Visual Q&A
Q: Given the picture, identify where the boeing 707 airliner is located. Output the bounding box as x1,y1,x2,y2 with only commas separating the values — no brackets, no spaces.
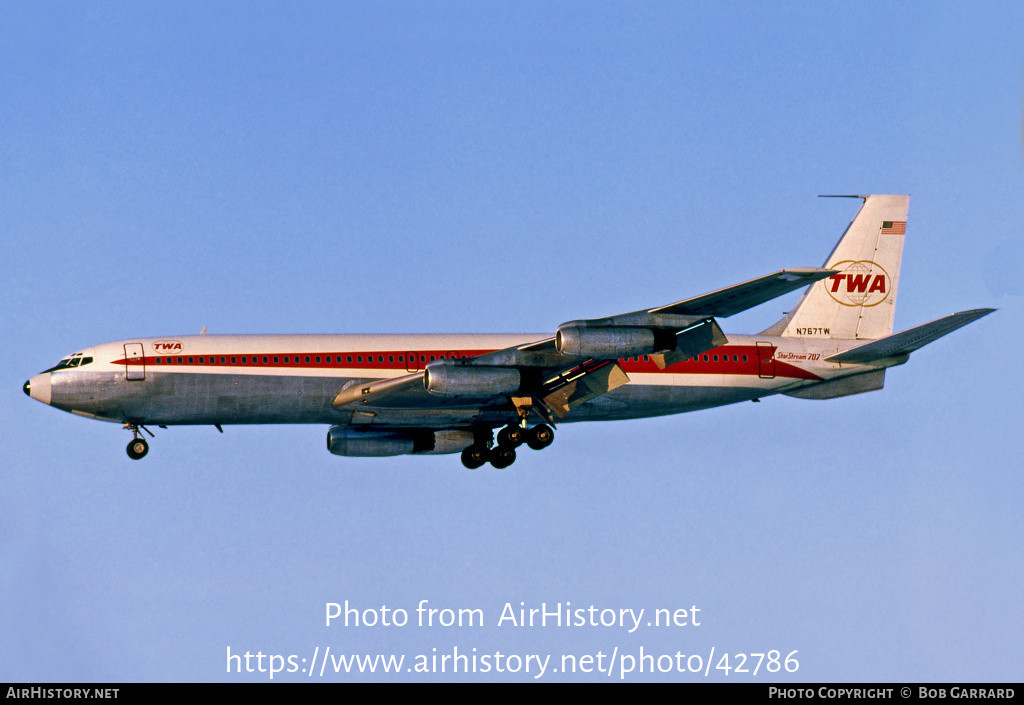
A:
24,195,993,469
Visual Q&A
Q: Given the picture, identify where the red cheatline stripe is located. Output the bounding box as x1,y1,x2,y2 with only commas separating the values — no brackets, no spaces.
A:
111,345,823,381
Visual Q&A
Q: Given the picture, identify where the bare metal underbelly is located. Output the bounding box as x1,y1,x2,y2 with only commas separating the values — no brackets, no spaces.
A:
50,371,772,427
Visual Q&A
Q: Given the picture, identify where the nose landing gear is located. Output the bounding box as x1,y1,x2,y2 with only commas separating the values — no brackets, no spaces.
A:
124,423,154,460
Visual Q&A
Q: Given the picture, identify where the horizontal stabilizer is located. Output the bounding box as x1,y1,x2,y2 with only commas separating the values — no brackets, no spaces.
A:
825,309,995,363
651,268,837,318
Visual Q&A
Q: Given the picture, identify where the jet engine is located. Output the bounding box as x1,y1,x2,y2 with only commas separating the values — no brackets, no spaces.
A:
327,427,414,456
555,326,663,359
423,363,521,398
327,426,474,457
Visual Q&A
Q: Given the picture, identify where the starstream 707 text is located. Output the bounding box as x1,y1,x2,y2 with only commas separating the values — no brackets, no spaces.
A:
226,646,798,680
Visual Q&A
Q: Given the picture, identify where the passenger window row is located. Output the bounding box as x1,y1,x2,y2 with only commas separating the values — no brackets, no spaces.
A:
624,354,750,362
150,352,467,366
147,351,752,366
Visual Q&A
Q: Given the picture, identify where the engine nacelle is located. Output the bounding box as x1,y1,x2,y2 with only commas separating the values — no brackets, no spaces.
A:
555,325,659,359
326,426,475,457
327,427,415,457
423,363,521,398
428,429,476,455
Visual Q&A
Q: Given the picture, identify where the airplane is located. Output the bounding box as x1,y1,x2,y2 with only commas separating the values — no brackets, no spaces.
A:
24,195,993,469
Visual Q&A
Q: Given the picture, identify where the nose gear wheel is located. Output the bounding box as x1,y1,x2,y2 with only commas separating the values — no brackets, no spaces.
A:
123,423,154,460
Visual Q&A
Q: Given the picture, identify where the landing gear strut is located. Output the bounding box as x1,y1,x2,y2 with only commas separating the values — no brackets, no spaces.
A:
124,423,153,460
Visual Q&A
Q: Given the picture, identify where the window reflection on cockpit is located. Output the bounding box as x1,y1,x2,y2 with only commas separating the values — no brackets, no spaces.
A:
46,352,94,372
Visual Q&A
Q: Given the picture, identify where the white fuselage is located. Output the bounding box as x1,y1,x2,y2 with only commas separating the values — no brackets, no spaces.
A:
26,332,870,429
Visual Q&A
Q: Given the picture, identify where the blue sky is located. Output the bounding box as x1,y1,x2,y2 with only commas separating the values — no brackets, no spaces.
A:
2,1,1021,682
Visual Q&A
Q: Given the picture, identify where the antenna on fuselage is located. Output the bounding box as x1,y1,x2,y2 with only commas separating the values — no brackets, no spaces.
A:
200,326,208,335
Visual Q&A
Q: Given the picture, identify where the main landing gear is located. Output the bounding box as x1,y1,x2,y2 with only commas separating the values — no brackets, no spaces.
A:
460,423,554,470
124,423,154,460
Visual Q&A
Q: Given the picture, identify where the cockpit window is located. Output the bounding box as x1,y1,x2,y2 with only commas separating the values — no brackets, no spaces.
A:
45,353,94,372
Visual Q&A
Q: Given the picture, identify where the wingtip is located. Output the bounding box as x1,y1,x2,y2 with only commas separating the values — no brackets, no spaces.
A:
777,267,839,282
953,307,997,317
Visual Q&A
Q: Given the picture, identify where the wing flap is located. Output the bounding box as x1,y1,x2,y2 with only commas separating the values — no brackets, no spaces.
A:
541,361,629,418
651,317,728,370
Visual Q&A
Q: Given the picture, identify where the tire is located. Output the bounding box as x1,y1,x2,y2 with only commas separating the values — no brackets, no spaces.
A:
461,445,488,470
489,446,516,469
497,424,525,448
126,437,149,460
526,424,554,450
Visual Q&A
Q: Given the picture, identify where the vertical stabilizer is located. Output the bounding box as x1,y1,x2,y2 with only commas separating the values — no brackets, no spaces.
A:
763,195,908,340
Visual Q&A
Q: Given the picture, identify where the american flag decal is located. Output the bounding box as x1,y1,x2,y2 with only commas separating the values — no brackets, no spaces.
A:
880,220,906,234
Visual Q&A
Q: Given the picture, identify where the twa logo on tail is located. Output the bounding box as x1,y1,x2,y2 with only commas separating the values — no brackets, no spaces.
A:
823,260,890,307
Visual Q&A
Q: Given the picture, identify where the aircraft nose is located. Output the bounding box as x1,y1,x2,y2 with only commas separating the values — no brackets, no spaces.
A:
25,372,52,405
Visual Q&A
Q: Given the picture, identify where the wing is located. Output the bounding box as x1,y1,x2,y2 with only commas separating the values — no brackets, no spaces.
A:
650,268,839,317
548,267,836,370
331,267,837,425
